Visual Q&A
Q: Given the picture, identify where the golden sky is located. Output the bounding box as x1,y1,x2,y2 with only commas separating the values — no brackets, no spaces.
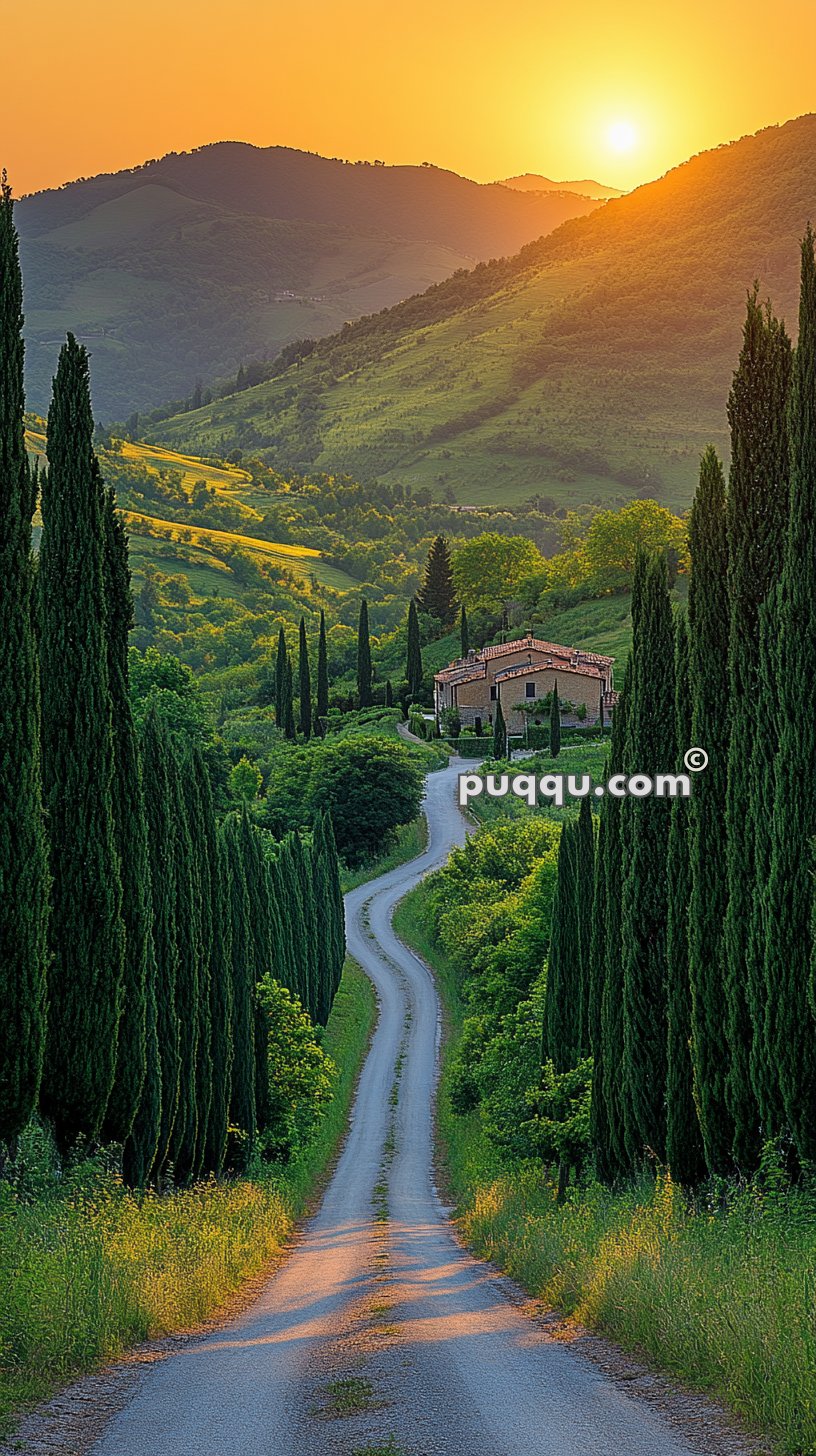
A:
5,0,815,196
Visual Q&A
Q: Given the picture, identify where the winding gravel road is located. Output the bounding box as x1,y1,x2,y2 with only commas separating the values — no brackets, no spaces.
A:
88,757,707,1456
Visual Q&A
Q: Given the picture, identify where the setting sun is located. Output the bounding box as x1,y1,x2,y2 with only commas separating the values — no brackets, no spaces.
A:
606,119,638,154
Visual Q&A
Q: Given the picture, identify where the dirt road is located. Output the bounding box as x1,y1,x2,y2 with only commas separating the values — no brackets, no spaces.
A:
86,758,726,1456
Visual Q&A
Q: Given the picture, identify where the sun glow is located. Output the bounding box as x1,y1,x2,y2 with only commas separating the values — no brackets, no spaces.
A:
606,119,638,154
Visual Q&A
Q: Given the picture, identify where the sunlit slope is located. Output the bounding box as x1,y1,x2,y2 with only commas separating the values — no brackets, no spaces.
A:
152,116,816,510
123,511,357,590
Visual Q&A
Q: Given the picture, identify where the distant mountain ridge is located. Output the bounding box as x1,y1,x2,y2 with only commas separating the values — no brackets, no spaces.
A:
149,116,816,512
501,173,623,200
16,143,601,416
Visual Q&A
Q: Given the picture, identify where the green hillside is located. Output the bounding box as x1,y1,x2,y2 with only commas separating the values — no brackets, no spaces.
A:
151,116,816,511
17,143,600,418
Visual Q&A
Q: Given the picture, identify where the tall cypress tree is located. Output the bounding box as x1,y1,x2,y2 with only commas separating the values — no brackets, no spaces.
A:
460,603,470,658
357,598,373,708
202,828,233,1177
543,822,583,1071
292,831,319,1022
138,711,180,1176
238,812,273,1132
492,698,507,760
274,625,287,728
122,933,161,1188
316,609,329,725
188,749,215,1181
0,177,49,1145
575,794,595,1052
284,657,296,740
687,448,733,1175
549,678,561,758
764,228,816,1164
384,679,393,708
223,814,256,1153
406,599,423,700
168,747,201,1183
39,335,125,1150
588,787,610,1176
100,488,151,1146
621,551,674,1166
298,616,312,740
723,293,791,1169
599,660,630,1180
323,811,346,1002
416,534,456,627
665,613,706,1186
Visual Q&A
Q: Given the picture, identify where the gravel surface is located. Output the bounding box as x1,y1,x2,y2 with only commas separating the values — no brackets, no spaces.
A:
6,757,770,1456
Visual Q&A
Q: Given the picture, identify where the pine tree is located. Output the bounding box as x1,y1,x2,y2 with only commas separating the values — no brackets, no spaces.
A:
275,625,287,728
223,814,256,1153
316,609,329,726
723,293,791,1169
492,698,507,760
357,598,373,708
168,748,201,1183
0,177,49,1145
460,603,469,658
39,335,125,1150
621,551,674,1166
575,794,595,1051
665,613,706,1185
549,679,561,758
543,822,582,1071
599,661,631,1180
202,829,233,1177
764,228,816,1164
416,534,457,627
284,658,296,740
138,711,180,1175
298,616,312,740
687,448,733,1174
100,488,151,1146
406,598,424,701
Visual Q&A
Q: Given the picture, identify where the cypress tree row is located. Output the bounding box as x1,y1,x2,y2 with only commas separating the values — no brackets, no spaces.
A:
202,830,233,1177
598,659,631,1181
687,448,733,1175
39,335,125,1151
275,625,287,728
316,609,329,726
186,751,214,1181
357,598,373,707
416,534,457,627
237,811,274,1132
620,551,674,1166
122,935,161,1188
100,486,151,1145
298,616,312,739
549,679,561,758
222,814,256,1153
764,227,816,1164
722,294,791,1170
665,613,706,1186
168,747,201,1183
139,710,180,1175
0,178,49,1146
406,599,423,700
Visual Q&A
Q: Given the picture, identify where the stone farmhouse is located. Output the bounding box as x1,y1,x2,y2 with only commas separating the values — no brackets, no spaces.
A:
434,633,617,735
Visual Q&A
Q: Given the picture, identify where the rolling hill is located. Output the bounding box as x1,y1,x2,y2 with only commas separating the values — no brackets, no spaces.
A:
501,174,623,200
16,143,601,418
150,115,816,511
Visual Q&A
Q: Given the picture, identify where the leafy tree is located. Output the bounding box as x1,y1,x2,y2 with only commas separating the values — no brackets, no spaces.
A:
230,754,262,804
687,448,733,1175
406,598,423,699
549,677,561,758
536,1057,593,1201
764,228,816,1164
298,616,312,739
39,335,125,1151
0,177,49,1144
582,499,688,591
416,534,457,627
492,698,507,760
621,551,673,1167
357,598,373,707
665,612,706,1185
256,977,335,1161
723,292,791,1170
307,737,423,865
451,532,544,612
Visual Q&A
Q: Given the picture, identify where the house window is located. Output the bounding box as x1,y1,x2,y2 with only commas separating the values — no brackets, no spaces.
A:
525,682,536,699
490,685,497,701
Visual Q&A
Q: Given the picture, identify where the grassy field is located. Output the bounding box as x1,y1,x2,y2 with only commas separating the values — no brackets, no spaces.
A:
394,880,816,1456
123,509,358,590
0,961,376,1436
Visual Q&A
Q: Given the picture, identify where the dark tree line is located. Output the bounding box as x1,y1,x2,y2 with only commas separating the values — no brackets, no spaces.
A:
0,187,346,1182
544,238,816,1185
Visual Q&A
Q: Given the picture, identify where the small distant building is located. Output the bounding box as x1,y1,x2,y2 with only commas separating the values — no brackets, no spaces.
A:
434,633,617,735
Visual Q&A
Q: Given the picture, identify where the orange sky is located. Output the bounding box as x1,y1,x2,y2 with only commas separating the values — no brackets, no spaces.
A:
4,0,815,196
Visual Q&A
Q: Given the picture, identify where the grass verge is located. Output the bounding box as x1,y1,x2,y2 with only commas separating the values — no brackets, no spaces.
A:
340,815,429,893
0,960,376,1437
394,880,816,1456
